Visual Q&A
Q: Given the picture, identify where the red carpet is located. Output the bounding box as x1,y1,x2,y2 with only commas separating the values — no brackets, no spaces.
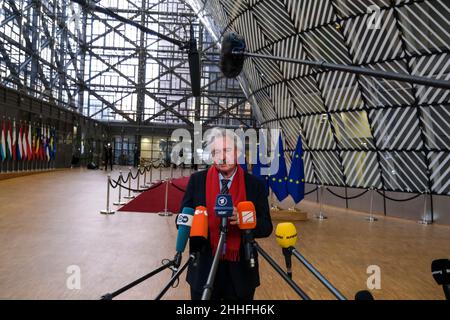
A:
118,177,189,213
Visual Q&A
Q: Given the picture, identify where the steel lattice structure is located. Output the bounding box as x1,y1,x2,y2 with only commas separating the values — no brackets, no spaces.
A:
0,0,253,128
189,0,450,196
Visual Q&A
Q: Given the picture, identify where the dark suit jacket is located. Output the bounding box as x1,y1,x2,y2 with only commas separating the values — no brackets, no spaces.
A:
180,169,273,297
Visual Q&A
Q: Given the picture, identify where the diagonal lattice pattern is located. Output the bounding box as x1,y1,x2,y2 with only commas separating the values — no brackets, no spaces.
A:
192,0,450,195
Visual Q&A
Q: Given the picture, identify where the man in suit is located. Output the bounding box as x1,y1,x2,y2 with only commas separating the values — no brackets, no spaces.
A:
180,128,273,300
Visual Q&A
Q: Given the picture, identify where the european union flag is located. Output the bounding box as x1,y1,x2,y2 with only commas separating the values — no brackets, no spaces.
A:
268,134,289,202
288,135,305,203
251,139,269,196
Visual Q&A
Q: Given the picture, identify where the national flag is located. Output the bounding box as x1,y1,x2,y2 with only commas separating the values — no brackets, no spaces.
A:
287,135,305,204
45,126,50,162
6,120,12,160
12,120,17,161
22,123,28,161
50,127,56,160
268,134,289,202
35,126,40,160
251,135,270,196
18,123,23,161
27,123,32,160
0,120,5,161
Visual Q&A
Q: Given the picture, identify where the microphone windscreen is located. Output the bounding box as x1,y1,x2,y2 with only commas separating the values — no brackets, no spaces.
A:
190,206,208,238
275,222,298,248
237,201,257,230
188,39,201,97
431,259,450,285
220,32,246,78
175,207,194,253
214,194,233,218
354,290,374,300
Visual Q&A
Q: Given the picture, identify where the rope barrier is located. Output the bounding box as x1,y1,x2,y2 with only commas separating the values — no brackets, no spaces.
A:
375,190,422,202
110,179,163,193
325,188,369,200
304,187,318,196
171,182,187,193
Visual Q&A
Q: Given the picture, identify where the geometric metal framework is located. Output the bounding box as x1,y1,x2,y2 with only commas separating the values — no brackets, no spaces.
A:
0,0,254,127
192,0,450,195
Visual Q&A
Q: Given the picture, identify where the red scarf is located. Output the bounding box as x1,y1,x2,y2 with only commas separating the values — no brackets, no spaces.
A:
206,165,247,262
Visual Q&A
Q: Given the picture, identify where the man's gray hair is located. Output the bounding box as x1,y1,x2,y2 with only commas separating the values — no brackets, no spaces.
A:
204,127,244,155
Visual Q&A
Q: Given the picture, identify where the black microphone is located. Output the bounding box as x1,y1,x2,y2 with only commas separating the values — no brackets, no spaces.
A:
219,32,246,78
188,26,201,97
432,259,450,300
354,290,374,300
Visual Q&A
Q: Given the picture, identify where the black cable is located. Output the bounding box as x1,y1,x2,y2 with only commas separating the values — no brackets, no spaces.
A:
110,180,163,193
376,190,422,202
326,188,369,200
304,187,318,196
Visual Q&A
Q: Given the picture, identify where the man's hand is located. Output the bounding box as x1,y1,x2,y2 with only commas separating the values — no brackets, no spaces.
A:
229,206,239,225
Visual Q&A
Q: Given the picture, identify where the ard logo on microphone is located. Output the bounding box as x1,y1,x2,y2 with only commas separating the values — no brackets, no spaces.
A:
218,195,228,206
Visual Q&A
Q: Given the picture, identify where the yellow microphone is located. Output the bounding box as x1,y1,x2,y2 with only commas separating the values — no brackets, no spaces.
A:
275,222,298,248
275,222,297,278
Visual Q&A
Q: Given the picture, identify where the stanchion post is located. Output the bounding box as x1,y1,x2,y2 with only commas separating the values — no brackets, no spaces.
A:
100,174,115,214
135,166,141,193
114,171,126,206
366,187,378,222
124,167,135,200
418,189,432,225
158,176,173,217
315,184,327,220
147,164,153,186
141,166,147,188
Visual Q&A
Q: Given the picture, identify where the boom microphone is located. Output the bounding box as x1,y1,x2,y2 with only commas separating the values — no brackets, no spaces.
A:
275,222,297,278
431,259,450,300
219,32,246,78
237,201,257,268
218,32,450,89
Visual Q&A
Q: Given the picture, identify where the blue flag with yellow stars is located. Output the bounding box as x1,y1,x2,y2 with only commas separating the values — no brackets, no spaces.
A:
288,135,305,203
268,134,289,202
252,140,269,196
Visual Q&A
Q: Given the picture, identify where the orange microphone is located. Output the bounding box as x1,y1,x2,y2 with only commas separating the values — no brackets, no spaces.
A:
189,206,209,260
237,201,257,267
190,206,208,238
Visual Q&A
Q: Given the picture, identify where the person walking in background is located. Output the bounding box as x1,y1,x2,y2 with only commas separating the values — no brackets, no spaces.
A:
104,142,113,171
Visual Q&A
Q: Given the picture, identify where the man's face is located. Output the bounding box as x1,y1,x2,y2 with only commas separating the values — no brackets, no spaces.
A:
210,136,238,175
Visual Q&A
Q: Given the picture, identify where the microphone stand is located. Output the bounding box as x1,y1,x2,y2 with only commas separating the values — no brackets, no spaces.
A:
154,253,197,300
201,218,228,300
100,256,178,300
289,247,347,300
252,241,310,300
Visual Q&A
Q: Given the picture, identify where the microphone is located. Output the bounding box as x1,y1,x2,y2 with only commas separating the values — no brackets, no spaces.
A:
237,201,257,268
275,222,298,278
354,290,374,300
219,32,246,78
189,206,209,259
174,207,195,271
214,194,233,231
431,259,450,300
